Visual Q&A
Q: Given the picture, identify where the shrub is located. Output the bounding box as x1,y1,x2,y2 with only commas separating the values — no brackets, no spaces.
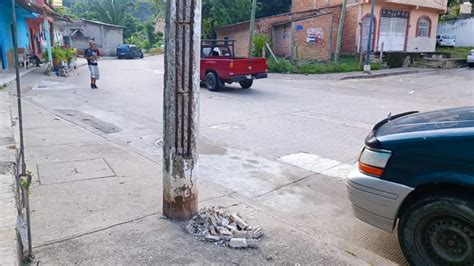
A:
63,48,77,63
253,34,270,58
43,46,66,64
268,58,297,74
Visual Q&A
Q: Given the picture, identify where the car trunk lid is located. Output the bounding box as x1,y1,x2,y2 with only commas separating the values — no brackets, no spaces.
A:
366,107,474,148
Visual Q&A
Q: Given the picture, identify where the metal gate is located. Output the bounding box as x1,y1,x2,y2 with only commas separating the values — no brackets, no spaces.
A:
378,9,409,51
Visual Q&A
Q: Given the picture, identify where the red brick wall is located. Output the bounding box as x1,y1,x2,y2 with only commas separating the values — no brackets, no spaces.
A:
216,23,251,57
216,6,350,60
272,23,292,57
341,5,358,54
293,12,337,60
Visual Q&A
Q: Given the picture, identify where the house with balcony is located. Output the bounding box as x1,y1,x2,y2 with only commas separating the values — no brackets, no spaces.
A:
216,0,448,61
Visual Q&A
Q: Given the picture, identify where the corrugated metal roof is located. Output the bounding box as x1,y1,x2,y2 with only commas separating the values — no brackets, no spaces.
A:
81,19,125,28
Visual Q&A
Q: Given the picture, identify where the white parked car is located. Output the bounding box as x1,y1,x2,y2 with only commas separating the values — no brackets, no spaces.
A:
436,35,456,47
468,49,474,68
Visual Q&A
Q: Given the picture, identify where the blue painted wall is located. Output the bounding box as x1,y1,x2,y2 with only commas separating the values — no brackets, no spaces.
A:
0,1,36,69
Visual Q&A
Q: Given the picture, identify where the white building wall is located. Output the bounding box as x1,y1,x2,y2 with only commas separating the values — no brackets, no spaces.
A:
438,17,474,47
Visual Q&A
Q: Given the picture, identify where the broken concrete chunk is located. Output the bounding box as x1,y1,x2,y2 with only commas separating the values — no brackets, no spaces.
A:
249,227,264,239
187,207,264,249
229,213,249,230
209,225,218,236
246,239,259,248
233,230,250,239
217,226,233,236
204,235,221,242
221,217,230,227
229,238,248,248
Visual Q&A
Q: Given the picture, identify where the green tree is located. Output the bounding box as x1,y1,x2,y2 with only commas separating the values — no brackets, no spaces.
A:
202,0,260,38
68,0,134,25
256,0,291,18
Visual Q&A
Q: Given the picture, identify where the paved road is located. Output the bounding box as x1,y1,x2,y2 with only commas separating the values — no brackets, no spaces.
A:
22,55,474,264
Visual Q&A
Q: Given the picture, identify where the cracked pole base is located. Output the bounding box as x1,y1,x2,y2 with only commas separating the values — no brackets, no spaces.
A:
162,0,201,220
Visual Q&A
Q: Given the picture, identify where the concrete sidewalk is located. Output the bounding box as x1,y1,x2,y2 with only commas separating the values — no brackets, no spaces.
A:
269,67,434,81
0,67,37,87
9,97,395,264
0,88,20,265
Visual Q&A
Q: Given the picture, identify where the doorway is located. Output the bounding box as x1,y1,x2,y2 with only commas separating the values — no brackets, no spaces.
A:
0,33,6,70
378,9,409,51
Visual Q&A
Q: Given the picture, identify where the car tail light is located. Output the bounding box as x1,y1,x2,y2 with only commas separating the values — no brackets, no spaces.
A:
229,62,234,69
358,147,391,177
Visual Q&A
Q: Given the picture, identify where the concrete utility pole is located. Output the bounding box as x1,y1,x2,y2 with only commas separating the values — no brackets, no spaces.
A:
334,0,347,63
162,0,202,220
248,0,257,58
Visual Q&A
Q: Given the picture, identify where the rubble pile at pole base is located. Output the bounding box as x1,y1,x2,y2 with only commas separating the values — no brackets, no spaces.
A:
186,207,264,248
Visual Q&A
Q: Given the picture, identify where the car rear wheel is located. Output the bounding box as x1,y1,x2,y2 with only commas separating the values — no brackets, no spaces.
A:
206,72,220,91
398,195,474,265
239,79,253,89
469,63,474,68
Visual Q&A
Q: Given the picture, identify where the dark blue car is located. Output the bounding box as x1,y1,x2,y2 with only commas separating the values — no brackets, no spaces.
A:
117,44,144,59
347,107,474,265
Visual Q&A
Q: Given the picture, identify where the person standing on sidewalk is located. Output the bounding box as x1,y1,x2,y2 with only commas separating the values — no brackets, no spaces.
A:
85,41,100,89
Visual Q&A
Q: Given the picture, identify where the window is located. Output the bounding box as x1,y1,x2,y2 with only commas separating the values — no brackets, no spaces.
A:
417,17,431,37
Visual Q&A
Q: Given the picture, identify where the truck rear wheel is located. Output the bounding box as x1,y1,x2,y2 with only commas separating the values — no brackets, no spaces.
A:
206,72,220,91
239,79,253,89
398,195,474,265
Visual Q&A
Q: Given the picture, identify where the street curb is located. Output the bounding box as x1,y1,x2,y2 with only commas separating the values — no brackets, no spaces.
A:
0,89,21,265
0,68,37,88
339,70,424,80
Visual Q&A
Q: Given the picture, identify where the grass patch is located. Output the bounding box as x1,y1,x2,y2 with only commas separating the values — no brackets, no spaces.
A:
436,47,474,58
0,83,7,90
269,56,381,75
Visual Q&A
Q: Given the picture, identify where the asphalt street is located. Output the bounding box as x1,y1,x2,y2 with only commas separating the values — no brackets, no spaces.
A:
21,55,474,264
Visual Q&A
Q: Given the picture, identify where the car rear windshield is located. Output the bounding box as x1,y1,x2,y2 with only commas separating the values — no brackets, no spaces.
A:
118,45,129,49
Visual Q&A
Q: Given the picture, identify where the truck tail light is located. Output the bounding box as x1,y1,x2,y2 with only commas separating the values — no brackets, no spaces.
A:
358,147,391,177
229,62,234,69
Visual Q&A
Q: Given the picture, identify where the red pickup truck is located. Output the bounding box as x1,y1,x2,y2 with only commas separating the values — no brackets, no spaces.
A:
200,40,268,91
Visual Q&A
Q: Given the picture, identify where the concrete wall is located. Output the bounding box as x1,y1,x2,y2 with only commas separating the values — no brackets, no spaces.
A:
438,17,474,47
83,22,123,56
